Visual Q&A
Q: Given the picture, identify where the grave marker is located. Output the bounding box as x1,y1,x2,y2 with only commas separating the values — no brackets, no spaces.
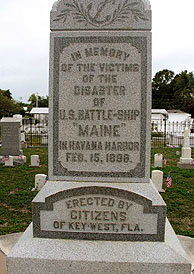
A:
178,129,194,169
30,155,40,167
151,170,165,193
4,156,14,167
34,174,47,191
0,118,26,165
0,118,21,156
154,153,163,168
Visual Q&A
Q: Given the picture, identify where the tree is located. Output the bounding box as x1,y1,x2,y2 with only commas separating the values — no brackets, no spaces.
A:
27,93,48,111
0,89,12,99
152,69,175,109
0,91,23,118
152,69,194,117
173,70,194,99
173,70,194,116
39,96,49,107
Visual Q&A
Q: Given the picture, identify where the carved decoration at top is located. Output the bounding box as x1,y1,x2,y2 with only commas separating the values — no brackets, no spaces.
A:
51,0,151,30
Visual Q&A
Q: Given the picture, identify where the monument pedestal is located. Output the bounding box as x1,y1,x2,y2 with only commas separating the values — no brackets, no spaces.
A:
7,181,192,273
181,147,192,160
177,162,194,169
178,131,194,169
7,220,191,274
31,181,166,242
0,156,26,166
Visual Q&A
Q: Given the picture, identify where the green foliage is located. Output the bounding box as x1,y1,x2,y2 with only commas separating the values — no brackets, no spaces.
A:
151,148,194,238
152,69,175,109
27,93,48,111
152,69,194,117
0,147,48,235
0,89,12,99
0,89,24,118
0,147,193,238
174,70,194,99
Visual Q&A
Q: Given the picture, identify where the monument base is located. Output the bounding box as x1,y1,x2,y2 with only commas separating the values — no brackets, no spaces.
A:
0,156,26,166
179,157,193,165
159,189,165,193
177,162,194,169
7,220,191,274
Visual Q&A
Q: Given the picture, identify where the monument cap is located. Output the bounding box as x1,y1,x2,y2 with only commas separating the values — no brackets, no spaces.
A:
50,0,151,31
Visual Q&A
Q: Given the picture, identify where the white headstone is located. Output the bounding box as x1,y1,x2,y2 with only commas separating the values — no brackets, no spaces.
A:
154,154,163,168
35,174,47,191
4,156,14,167
151,170,164,192
31,155,40,167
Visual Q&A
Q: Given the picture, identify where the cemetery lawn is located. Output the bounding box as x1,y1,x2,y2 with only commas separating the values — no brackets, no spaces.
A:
151,148,194,238
0,147,48,235
0,147,193,238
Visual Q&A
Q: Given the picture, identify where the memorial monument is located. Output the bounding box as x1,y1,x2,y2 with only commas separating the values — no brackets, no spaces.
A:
7,0,191,273
178,129,194,169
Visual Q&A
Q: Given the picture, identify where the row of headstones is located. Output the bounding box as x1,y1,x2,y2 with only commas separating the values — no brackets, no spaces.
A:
0,155,41,167
154,151,194,168
32,171,165,193
155,129,194,168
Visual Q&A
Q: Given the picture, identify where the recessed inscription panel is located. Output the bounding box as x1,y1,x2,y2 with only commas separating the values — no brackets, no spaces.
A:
33,187,166,241
51,35,149,181
41,195,157,234
59,43,141,172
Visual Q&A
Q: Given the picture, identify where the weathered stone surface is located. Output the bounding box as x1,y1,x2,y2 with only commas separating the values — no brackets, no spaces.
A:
30,155,40,167
49,31,151,183
4,156,14,167
183,129,190,148
151,170,164,193
51,0,151,31
7,0,191,272
0,156,26,166
154,153,163,168
177,162,194,170
178,129,193,167
7,221,191,274
33,181,166,242
0,118,21,156
34,174,47,191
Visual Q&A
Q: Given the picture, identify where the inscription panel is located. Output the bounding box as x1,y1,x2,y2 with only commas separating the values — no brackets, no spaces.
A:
33,187,166,241
51,35,150,181
41,195,157,234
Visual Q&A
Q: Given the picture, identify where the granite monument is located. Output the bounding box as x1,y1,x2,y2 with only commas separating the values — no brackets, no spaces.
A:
7,0,191,273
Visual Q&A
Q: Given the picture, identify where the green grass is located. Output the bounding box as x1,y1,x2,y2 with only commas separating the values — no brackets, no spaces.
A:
151,147,194,238
0,147,193,238
0,147,48,235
